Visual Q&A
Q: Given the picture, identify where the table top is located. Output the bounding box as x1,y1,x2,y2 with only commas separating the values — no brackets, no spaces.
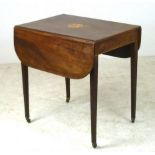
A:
17,14,139,42
14,14,141,79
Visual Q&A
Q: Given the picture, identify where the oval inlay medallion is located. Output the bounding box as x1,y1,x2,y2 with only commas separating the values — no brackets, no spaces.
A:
67,23,84,29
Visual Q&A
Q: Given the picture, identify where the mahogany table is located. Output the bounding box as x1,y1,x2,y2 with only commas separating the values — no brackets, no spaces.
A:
14,14,141,148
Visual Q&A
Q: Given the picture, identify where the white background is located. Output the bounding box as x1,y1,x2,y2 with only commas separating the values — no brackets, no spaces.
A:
0,0,155,63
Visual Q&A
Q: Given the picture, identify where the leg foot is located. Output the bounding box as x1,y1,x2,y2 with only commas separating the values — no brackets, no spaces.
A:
66,97,70,103
26,117,31,123
92,142,97,148
131,117,135,123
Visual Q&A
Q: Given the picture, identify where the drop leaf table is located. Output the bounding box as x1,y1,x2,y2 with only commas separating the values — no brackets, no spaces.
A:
14,14,141,148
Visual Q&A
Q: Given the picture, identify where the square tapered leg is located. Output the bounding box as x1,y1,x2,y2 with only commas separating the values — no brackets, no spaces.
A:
131,44,138,123
65,78,70,103
90,56,98,148
21,64,30,123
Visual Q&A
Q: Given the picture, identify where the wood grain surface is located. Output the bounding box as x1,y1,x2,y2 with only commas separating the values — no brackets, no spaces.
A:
14,27,94,79
14,14,141,79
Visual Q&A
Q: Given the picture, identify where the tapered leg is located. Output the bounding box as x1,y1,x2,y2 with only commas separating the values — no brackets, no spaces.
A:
90,56,98,148
131,44,138,123
65,78,70,103
21,64,31,123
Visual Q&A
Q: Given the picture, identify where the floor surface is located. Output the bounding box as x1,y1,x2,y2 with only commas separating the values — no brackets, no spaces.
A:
0,56,155,154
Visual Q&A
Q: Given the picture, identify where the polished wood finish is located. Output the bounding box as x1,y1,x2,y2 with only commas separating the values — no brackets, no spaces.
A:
14,14,141,79
15,14,139,42
14,27,94,79
21,64,30,123
14,14,142,148
95,27,141,55
90,56,98,148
